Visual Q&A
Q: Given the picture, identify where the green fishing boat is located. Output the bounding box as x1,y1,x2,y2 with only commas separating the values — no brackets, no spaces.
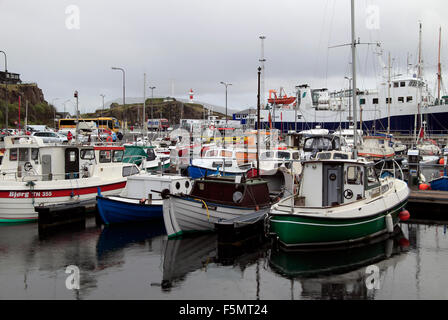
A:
266,151,410,249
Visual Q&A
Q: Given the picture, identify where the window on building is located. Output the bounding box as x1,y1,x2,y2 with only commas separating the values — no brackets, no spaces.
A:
407,96,413,103
398,97,404,103
360,98,366,105
400,82,406,87
393,82,399,88
372,98,379,104
386,98,392,104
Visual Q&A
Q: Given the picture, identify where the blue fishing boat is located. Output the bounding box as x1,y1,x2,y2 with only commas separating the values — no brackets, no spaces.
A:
96,192,163,225
96,173,193,225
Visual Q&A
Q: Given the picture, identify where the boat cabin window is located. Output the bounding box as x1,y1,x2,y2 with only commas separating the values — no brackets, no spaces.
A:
99,150,111,163
206,150,218,157
277,151,290,159
333,153,349,160
68,150,77,162
260,151,274,160
31,148,39,161
347,166,362,185
80,149,95,160
19,148,29,162
398,97,404,103
372,98,379,104
366,166,380,188
360,98,366,105
146,149,156,161
386,98,391,104
393,82,399,88
10,148,17,161
407,96,413,103
112,150,124,162
400,81,406,87
122,165,139,177
317,152,331,160
220,150,233,158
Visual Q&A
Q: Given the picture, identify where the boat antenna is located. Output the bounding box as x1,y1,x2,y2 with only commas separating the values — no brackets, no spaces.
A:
257,66,261,177
350,0,358,159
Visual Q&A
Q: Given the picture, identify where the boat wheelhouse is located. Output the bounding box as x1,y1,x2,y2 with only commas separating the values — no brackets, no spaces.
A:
0,136,139,222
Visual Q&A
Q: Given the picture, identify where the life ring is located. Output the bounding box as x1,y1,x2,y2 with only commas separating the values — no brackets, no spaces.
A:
106,136,113,143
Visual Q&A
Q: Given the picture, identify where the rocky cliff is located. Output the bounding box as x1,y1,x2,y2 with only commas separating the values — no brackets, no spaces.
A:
0,83,55,127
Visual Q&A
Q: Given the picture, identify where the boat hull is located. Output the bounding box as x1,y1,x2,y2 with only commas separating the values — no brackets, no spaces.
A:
268,201,407,248
163,196,266,238
0,180,126,223
96,195,163,225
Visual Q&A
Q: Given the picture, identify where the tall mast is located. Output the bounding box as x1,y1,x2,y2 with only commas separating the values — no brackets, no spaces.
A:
351,0,358,159
418,22,423,79
387,52,391,136
438,27,442,102
259,36,266,110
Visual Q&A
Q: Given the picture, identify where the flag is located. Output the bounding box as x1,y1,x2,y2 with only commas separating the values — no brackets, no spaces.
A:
418,127,424,139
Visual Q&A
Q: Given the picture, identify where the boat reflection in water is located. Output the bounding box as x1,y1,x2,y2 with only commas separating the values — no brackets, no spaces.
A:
160,231,268,291
96,220,166,260
268,226,410,299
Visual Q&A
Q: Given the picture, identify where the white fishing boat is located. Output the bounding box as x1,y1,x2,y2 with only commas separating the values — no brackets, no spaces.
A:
358,136,395,160
187,147,253,179
0,135,139,223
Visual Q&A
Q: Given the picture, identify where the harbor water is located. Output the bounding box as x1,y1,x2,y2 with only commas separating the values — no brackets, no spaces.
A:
1,213,448,300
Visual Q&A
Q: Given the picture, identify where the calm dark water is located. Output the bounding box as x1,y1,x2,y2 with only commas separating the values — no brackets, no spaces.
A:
1,215,448,300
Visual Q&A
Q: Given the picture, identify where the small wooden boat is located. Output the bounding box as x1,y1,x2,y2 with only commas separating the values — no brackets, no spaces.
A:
163,175,279,238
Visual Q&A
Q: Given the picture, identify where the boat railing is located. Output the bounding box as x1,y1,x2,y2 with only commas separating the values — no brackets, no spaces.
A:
0,169,92,182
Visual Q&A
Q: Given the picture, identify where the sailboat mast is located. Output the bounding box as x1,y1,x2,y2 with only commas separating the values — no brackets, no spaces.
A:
387,52,391,136
351,0,358,159
438,27,442,102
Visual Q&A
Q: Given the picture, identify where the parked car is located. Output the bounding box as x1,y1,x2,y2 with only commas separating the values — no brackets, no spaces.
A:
32,131,68,143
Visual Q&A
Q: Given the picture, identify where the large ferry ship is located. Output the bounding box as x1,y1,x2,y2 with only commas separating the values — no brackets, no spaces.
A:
234,76,448,135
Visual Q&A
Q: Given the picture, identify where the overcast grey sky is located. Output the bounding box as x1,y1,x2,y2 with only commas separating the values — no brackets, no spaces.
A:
1,0,447,114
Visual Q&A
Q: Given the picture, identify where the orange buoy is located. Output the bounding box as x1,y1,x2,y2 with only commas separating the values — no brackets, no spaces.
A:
419,183,430,191
439,158,445,165
399,209,410,221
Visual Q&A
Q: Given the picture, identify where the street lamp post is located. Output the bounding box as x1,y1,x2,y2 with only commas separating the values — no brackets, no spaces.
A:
1,50,8,130
220,81,232,148
62,99,70,117
143,74,146,134
100,94,105,117
74,91,79,145
51,98,60,130
149,86,156,126
111,67,126,132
